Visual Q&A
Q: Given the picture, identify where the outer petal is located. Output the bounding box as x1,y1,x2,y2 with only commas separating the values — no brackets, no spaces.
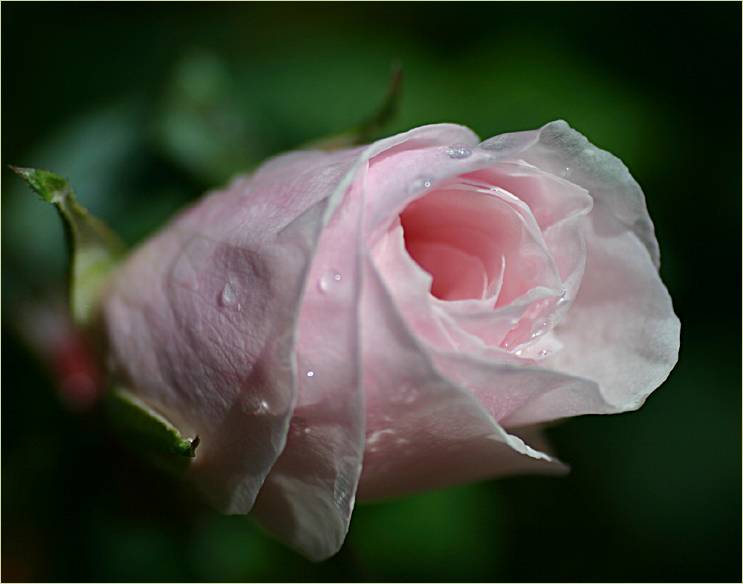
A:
481,119,661,267
103,148,360,514
251,174,367,562
252,124,485,560
484,120,679,419
506,209,680,422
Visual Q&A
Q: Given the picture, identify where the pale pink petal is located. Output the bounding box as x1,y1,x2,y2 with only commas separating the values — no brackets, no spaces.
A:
359,241,562,501
432,350,611,428
367,153,571,359
482,120,661,267
400,182,561,305
103,148,360,514
508,209,680,421
251,124,485,559
481,120,679,420
251,175,367,561
369,218,613,427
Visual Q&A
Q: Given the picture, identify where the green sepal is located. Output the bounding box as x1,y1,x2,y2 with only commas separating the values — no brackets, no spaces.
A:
106,387,199,474
10,166,126,328
306,63,403,151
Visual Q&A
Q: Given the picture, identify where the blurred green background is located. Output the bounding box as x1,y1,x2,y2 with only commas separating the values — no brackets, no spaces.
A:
2,2,741,582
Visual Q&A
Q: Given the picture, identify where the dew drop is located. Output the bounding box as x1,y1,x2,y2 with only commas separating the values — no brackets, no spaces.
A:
408,176,434,193
514,349,524,357
560,166,573,178
538,349,551,358
317,270,343,293
530,320,550,339
219,282,237,307
446,144,473,159
367,428,395,446
252,399,270,415
306,370,315,378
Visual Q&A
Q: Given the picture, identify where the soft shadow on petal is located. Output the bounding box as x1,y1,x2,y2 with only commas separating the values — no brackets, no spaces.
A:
432,351,610,428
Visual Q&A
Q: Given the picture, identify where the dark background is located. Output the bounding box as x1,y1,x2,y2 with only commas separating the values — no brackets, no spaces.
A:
2,2,741,582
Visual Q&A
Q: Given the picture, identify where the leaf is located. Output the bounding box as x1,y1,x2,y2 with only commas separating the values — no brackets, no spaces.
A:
306,62,404,151
10,166,125,328
106,387,199,473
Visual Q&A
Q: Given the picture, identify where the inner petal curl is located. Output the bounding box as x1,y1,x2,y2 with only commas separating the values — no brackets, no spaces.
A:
399,182,558,305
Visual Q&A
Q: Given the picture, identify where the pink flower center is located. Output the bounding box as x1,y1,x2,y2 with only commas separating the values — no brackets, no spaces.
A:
400,181,551,303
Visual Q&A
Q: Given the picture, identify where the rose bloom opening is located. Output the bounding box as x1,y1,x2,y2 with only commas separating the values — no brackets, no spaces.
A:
102,120,680,560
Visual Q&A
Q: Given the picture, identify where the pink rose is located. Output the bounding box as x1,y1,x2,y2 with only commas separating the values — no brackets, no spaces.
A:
102,120,680,560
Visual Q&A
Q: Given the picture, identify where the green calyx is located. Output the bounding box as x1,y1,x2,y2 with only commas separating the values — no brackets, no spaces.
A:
11,165,197,473
106,387,199,473
10,165,125,328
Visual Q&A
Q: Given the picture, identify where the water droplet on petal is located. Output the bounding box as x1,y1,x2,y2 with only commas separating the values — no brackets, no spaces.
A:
538,349,551,358
409,176,434,193
251,399,270,415
531,320,550,339
306,370,315,378
446,144,473,159
317,270,343,293
219,282,237,307
560,166,572,178
367,428,395,447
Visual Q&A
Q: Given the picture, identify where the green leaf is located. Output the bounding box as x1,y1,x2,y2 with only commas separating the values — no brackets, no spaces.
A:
306,62,403,151
10,166,125,327
106,387,199,474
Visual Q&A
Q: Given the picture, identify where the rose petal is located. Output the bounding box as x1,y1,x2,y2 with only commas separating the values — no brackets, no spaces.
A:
482,120,661,267
508,209,680,420
404,239,489,301
400,182,561,304
480,119,679,421
251,176,367,561
251,124,485,559
103,147,360,514
359,243,563,501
